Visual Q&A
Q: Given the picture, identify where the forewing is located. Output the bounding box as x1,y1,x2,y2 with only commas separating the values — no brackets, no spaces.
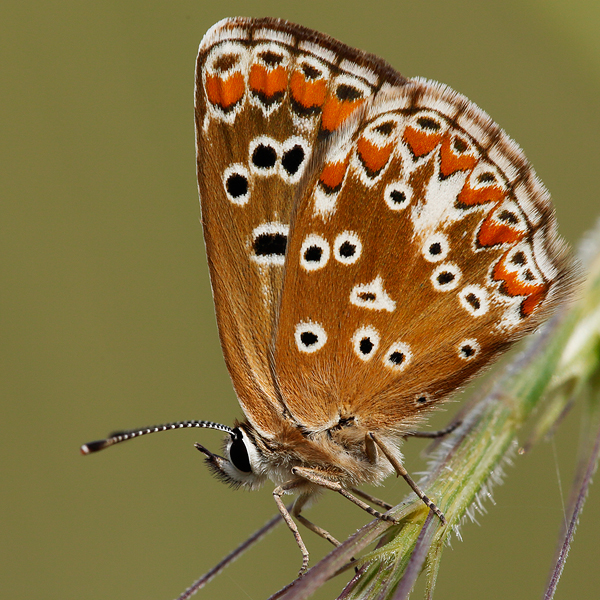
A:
273,79,573,433
195,17,406,435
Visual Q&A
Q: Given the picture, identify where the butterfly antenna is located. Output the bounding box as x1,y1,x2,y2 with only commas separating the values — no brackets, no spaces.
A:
80,420,234,455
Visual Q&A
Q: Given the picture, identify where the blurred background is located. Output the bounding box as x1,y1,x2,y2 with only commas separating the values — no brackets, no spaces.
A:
2,1,599,598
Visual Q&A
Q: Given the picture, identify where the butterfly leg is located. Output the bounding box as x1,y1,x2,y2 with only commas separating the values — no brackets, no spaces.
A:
404,420,462,439
273,479,312,575
292,493,341,547
369,432,447,524
349,487,393,511
291,466,398,523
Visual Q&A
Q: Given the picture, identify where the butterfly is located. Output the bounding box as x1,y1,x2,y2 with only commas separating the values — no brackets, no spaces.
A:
82,16,573,575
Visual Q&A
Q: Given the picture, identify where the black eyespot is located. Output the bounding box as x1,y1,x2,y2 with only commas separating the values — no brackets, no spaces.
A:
282,145,305,175
258,51,283,66
229,428,251,473
416,396,428,404
252,144,277,169
437,271,455,285
390,189,406,205
478,172,496,184
226,173,248,198
359,338,374,355
417,116,441,131
339,241,356,257
336,84,362,101
300,331,318,346
465,293,481,310
304,245,322,262
359,292,376,302
214,54,239,73
460,344,475,358
498,210,519,225
389,351,405,365
253,233,287,257
374,121,395,135
453,137,468,153
302,63,321,79
428,242,442,256
511,251,526,266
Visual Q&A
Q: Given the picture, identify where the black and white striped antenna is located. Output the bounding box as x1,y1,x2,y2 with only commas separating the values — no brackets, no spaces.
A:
80,420,234,455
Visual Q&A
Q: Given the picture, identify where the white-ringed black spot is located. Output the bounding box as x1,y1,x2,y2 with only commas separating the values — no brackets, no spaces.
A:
281,145,305,175
360,338,374,354
437,271,454,285
226,174,247,198
350,276,396,312
258,50,284,66
352,326,380,361
304,245,322,262
466,293,480,310
389,351,404,365
384,181,412,211
334,231,362,265
213,53,240,73
300,234,330,271
422,233,450,263
457,339,480,361
417,116,441,131
301,331,318,346
250,222,289,265
222,164,250,206
302,63,322,79
340,242,354,257
391,190,405,203
383,341,412,371
295,321,327,353
254,233,287,257
478,172,496,184
374,121,395,136
511,251,526,266
336,83,362,101
415,395,430,405
252,144,277,169
497,210,519,225
459,285,489,316
453,137,468,153
431,263,461,291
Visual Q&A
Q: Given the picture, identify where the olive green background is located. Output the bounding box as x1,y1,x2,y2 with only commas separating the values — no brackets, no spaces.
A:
2,1,600,599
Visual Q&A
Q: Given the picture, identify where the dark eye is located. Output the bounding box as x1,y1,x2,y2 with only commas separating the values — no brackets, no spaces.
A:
229,428,251,473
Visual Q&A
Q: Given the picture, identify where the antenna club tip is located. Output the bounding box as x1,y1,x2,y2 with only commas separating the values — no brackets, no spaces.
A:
80,440,109,454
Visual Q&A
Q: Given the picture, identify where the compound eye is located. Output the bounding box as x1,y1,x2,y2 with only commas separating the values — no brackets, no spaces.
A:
229,428,252,473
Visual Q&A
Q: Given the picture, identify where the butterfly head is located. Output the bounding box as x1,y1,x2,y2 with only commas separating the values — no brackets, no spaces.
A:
195,423,268,490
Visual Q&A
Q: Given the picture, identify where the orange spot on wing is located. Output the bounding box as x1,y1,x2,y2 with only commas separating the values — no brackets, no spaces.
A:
521,288,547,316
321,96,364,133
456,182,505,207
477,216,524,247
205,73,245,110
403,126,443,157
290,71,326,110
439,137,478,177
319,156,350,192
248,65,287,99
492,256,548,317
356,137,394,176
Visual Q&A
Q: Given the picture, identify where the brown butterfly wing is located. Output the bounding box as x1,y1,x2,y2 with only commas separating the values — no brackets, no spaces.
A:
273,80,573,433
195,17,406,435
